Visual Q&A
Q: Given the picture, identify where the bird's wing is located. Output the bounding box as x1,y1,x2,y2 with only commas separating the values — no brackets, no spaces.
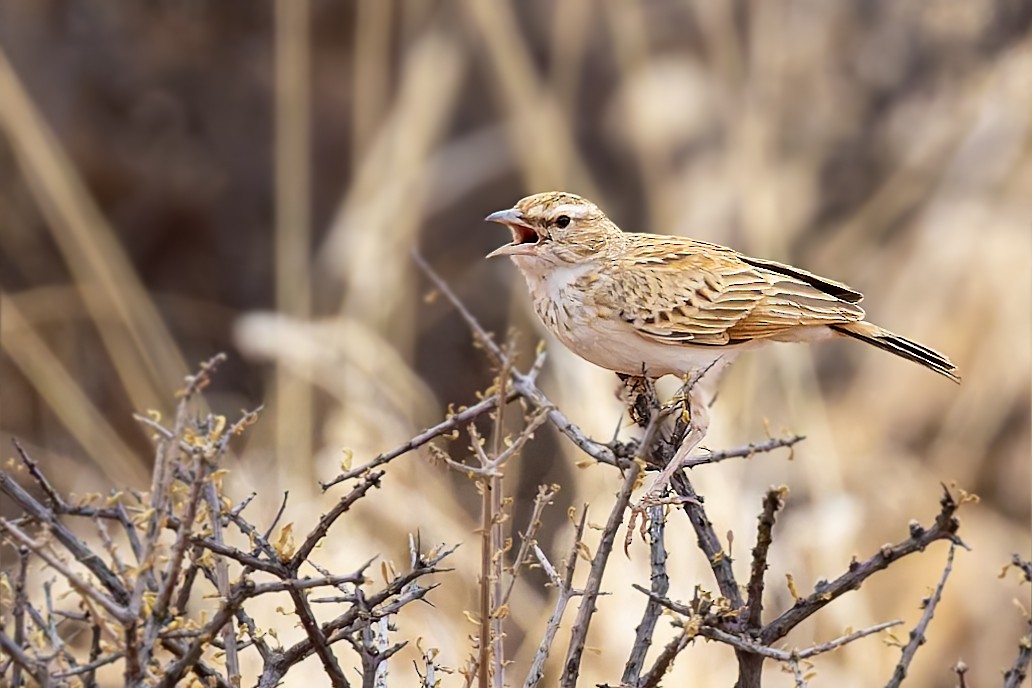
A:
603,236,866,346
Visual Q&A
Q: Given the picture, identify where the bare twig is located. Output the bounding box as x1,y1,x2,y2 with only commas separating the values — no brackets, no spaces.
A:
52,647,124,679
789,657,809,687
203,481,241,684
158,637,232,688
25,593,81,670
621,505,669,685
561,462,642,688
745,487,787,630
490,364,510,688
12,546,30,688
129,361,204,682
0,630,47,686
886,543,956,687
669,471,742,609
91,514,127,584
1011,553,1032,582
1003,620,1032,688
190,534,286,574
682,435,805,469
291,470,384,570
321,391,518,490
260,545,455,686
1003,556,1032,688
287,586,350,688
699,619,903,662
524,508,588,688
261,491,291,554
235,606,274,664
0,518,132,624
0,459,129,603
145,447,208,638
478,469,493,688
953,659,969,688
638,630,692,688
609,433,804,476
12,437,64,507
155,579,255,688
519,380,624,467
760,487,963,646
501,484,560,610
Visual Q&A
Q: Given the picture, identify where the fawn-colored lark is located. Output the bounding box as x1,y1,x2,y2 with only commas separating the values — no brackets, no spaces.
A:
486,191,959,485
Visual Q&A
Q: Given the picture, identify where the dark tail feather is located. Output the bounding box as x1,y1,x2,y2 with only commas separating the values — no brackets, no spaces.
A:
832,321,961,383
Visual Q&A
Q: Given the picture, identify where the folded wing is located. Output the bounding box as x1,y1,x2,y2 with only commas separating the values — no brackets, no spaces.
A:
607,236,866,346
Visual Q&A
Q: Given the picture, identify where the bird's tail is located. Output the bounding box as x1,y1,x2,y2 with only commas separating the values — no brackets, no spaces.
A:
832,321,960,383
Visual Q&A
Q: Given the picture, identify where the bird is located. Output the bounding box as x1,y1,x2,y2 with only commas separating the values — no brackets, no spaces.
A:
484,191,959,486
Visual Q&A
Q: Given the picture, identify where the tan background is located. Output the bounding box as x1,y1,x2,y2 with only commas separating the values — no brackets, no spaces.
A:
1,1,1029,685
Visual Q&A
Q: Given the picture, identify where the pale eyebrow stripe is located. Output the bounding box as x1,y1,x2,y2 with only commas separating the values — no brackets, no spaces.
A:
551,203,592,219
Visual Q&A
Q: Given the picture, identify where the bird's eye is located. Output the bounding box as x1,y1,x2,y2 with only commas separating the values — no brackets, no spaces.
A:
555,215,571,228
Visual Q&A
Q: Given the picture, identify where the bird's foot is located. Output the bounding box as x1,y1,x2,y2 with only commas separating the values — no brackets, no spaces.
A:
615,374,658,429
625,490,703,554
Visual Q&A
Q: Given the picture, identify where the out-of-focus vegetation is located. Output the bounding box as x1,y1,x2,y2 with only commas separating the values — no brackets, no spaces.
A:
1,1,1029,685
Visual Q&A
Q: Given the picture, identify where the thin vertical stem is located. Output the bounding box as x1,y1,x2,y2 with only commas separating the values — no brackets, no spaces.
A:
274,0,313,482
351,0,393,162
478,471,492,688
490,370,507,687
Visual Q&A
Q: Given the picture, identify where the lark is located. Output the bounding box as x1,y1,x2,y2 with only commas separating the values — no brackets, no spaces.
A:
486,191,959,489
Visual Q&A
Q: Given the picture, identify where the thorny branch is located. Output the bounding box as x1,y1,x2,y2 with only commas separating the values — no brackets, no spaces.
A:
560,462,642,688
0,356,456,687
1003,555,1032,688
629,488,965,687
886,544,957,688
523,508,588,688
415,253,983,687
2,260,1001,687
759,487,964,646
621,505,669,685
746,487,786,630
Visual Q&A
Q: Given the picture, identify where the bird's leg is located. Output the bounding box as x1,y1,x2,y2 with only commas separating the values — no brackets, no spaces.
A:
635,359,721,508
683,386,710,457
640,386,709,502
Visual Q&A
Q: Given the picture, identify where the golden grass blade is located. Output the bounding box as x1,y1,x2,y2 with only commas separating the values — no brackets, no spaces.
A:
274,0,314,482
548,0,593,117
235,314,438,425
599,0,663,214
351,0,393,162
0,47,186,414
0,292,147,485
323,31,464,342
459,0,599,195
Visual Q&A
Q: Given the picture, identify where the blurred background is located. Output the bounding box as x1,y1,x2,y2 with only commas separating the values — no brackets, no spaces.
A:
1,1,1029,685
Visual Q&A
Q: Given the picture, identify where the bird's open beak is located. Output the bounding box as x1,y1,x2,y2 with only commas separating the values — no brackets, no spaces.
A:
485,208,540,258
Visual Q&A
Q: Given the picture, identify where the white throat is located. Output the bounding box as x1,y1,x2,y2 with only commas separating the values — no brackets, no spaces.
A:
510,255,595,302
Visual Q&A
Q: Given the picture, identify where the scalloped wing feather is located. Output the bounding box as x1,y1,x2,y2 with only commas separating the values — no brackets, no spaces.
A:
606,236,866,346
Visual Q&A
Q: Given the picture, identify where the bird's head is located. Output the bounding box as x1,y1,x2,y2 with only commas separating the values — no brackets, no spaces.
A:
485,192,619,266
